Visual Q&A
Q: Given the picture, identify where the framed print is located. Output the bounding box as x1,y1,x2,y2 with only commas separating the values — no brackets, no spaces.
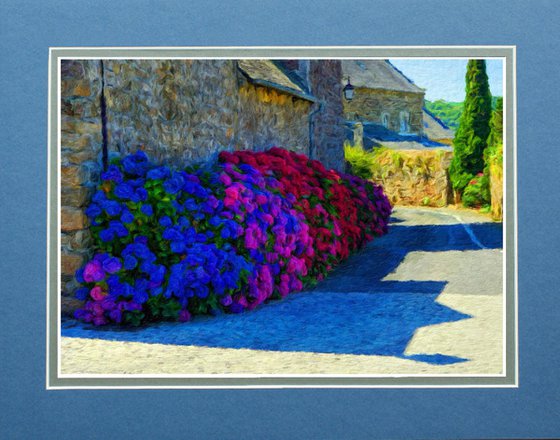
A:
47,46,517,389
5,1,560,438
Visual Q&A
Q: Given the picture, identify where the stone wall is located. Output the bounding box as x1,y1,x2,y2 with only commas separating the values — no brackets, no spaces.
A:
309,60,346,171
343,88,424,135
370,149,453,207
237,83,311,154
489,146,503,222
103,60,239,165
60,60,104,312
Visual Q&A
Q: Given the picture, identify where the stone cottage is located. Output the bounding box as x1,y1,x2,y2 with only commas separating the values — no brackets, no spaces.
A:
341,60,425,135
422,109,455,145
60,58,345,308
341,60,454,149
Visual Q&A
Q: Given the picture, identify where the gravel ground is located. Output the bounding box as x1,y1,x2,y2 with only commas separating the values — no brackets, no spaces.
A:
60,207,504,376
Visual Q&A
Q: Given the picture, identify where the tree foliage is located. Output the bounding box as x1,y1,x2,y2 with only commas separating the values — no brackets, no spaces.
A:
486,96,503,152
425,97,501,132
449,60,493,194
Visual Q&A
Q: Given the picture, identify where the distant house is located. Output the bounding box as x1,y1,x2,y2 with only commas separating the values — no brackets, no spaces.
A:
422,108,455,145
342,60,425,135
341,60,453,149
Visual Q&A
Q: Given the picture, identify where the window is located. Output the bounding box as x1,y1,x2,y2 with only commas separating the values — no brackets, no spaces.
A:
399,111,410,133
381,112,390,128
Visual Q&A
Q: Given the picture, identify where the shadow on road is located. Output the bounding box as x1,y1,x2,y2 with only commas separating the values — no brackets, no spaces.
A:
314,220,503,293
62,219,503,366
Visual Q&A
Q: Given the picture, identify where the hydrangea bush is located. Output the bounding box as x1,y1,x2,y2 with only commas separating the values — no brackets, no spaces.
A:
74,148,391,326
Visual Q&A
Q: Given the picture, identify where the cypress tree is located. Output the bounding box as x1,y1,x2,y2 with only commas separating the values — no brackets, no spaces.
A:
449,60,492,199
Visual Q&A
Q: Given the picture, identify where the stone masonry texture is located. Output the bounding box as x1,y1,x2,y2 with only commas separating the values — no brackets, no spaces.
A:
60,60,103,311
370,149,453,207
309,60,346,172
103,60,239,165
237,82,311,154
343,88,425,135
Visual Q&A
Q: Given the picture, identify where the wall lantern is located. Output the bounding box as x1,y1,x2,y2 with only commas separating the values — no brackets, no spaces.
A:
343,77,355,101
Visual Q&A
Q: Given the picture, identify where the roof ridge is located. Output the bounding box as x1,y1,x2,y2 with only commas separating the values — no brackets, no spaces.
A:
385,60,419,88
422,106,451,130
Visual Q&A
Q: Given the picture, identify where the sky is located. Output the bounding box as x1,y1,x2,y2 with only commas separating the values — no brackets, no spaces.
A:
388,59,504,102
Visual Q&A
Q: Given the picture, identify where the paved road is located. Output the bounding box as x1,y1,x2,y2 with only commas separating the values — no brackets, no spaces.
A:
61,206,504,375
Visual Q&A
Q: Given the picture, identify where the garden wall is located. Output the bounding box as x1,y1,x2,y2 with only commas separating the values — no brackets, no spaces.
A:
489,148,503,221
59,59,345,308
369,148,453,207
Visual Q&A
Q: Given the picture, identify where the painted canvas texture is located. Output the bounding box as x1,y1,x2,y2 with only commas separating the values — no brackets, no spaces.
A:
51,50,511,385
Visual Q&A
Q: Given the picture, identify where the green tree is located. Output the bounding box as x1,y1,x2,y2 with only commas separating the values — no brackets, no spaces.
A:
485,97,504,219
449,60,492,200
486,96,503,152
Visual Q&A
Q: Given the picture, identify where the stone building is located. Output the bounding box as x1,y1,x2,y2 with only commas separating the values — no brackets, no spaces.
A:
342,60,454,149
342,60,425,135
422,108,455,145
59,58,345,306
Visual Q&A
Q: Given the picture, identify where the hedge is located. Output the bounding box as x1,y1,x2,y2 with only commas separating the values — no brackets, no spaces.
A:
74,147,392,326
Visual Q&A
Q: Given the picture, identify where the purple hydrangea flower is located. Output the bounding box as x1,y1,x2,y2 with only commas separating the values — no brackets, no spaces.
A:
102,256,122,274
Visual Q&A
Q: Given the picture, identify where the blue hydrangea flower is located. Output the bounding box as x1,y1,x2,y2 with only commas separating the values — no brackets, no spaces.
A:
99,228,115,242
123,255,138,270
114,182,134,200
109,221,128,238
159,216,172,227
75,287,89,300
163,172,185,195
103,200,122,216
141,204,154,216
147,166,171,180
122,151,149,177
134,187,148,202
85,204,102,219
101,165,123,183
120,209,134,224
162,227,183,242
92,190,107,204
102,256,122,274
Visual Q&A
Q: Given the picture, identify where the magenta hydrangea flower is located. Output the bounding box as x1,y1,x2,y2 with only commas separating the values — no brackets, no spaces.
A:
83,260,105,283
90,286,105,301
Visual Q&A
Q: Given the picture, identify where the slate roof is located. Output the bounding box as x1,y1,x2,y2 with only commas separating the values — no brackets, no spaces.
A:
237,60,316,102
345,121,451,151
422,108,455,141
341,60,424,94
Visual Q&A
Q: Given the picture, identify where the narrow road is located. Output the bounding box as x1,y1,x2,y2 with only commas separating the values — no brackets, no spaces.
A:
61,207,504,375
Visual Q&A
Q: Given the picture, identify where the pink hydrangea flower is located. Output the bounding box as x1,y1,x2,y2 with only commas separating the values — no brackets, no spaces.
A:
90,286,106,301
